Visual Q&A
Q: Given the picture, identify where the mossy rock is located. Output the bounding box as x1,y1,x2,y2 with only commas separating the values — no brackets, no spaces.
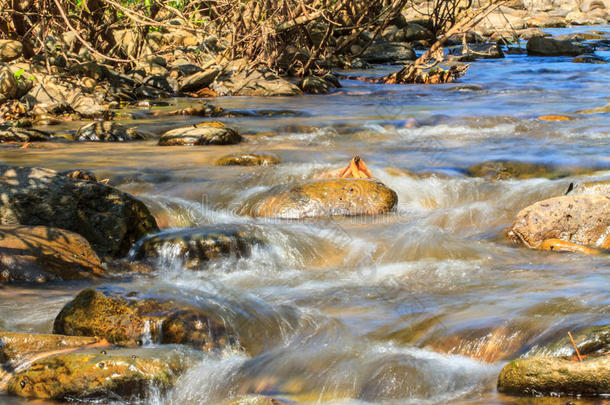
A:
159,126,241,146
133,226,260,269
7,347,196,400
467,160,575,180
238,179,398,219
0,225,106,283
507,195,610,252
216,152,281,167
498,356,610,397
0,332,101,367
53,287,235,351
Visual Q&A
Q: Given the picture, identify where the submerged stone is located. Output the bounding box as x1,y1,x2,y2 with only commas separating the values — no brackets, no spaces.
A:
159,126,241,146
0,225,106,283
238,179,397,219
53,287,235,351
74,121,146,142
497,356,609,397
133,226,260,269
216,152,281,166
7,347,196,400
507,195,610,253
467,160,582,180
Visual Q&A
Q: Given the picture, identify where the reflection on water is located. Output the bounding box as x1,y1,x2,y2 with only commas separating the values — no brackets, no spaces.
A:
0,26,609,405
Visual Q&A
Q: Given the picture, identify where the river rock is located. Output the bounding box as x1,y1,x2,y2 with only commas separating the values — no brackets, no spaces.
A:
59,169,98,181
0,165,158,258
7,347,195,400
211,66,302,97
216,152,281,166
361,42,416,64
497,356,610,396
467,160,570,180
132,226,259,269
0,332,101,367
0,127,49,142
0,225,106,283
179,68,220,92
53,287,235,350
568,179,610,195
0,66,18,102
527,36,593,56
299,76,331,94
450,43,504,61
159,126,241,146
74,121,146,142
238,179,398,219
507,195,610,252
403,23,434,41
0,40,22,63
573,54,607,63
530,325,610,357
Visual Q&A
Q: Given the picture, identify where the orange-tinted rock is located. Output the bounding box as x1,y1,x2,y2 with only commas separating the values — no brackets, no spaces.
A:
507,195,610,253
238,179,397,219
0,225,106,283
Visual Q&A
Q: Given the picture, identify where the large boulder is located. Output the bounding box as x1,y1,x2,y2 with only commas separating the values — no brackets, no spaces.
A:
0,225,106,283
211,66,302,97
132,226,260,269
0,332,101,368
360,42,416,64
0,165,158,258
159,126,241,146
0,66,18,102
216,152,281,166
74,121,146,142
507,195,610,253
498,356,609,396
7,347,195,400
527,36,593,56
238,179,398,219
53,287,235,350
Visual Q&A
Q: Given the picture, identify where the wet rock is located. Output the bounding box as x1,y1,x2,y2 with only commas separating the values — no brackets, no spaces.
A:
24,81,109,118
0,332,101,367
0,40,22,63
216,152,281,166
53,287,234,350
225,396,290,405
133,226,259,269
179,68,220,93
507,195,610,253
211,66,301,97
74,121,146,142
361,42,416,64
0,127,49,142
7,347,195,400
0,225,106,283
467,160,571,180
538,114,573,121
298,76,330,94
238,179,398,219
572,54,607,64
527,36,592,56
159,126,241,146
518,28,551,41
497,356,609,397
568,179,610,196
449,43,504,61
59,169,97,181
0,66,18,102
526,13,567,28
533,325,610,357
0,165,158,258
566,11,607,25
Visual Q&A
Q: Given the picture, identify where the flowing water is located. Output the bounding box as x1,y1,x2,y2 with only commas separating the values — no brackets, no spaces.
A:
1,26,609,405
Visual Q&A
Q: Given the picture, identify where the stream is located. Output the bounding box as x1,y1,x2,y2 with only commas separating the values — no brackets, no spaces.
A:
0,26,609,405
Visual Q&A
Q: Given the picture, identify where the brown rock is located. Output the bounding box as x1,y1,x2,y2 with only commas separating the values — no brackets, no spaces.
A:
498,356,610,397
0,40,22,63
0,225,106,283
159,126,241,146
507,195,610,252
238,179,398,219
53,287,235,351
216,152,281,166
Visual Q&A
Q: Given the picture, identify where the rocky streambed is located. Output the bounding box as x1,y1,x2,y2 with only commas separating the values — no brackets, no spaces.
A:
0,22,610,405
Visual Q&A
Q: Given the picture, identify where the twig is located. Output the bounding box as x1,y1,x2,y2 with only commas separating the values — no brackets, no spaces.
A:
568,331,583,362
